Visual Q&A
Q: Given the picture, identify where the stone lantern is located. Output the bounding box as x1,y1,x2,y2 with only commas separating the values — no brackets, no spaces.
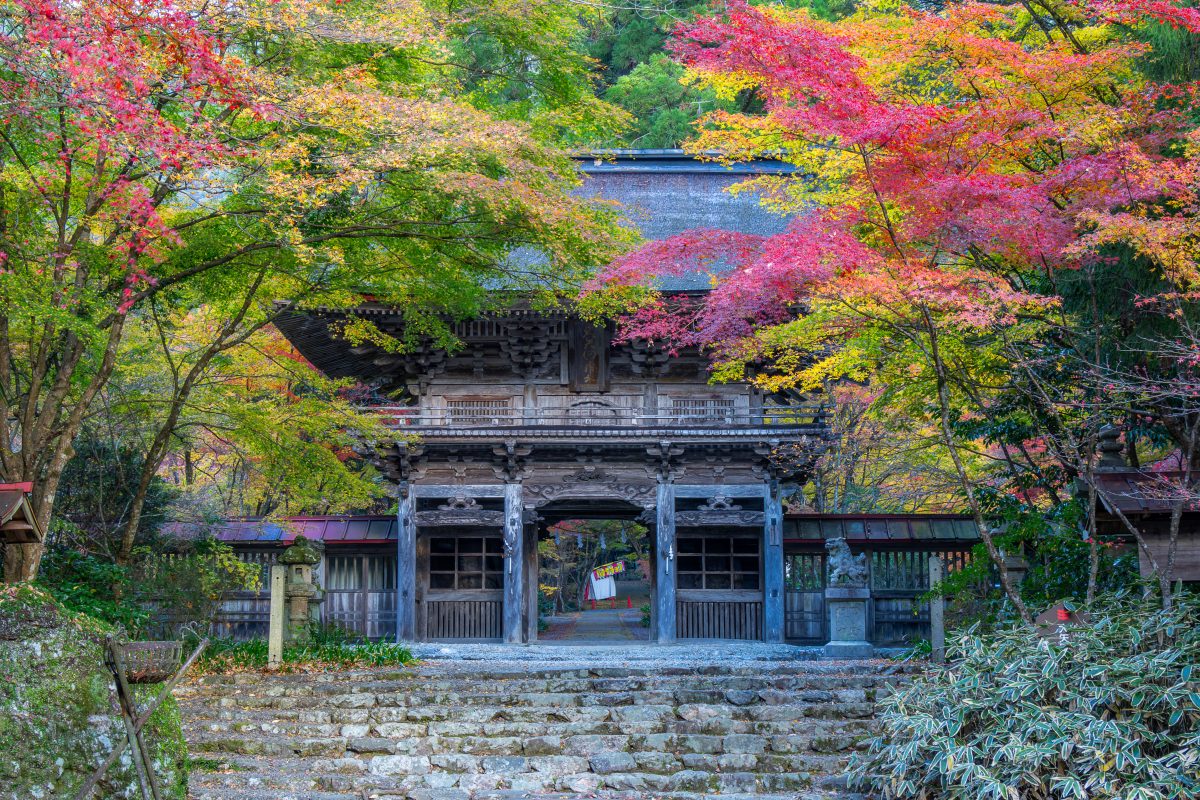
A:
279,535,324,644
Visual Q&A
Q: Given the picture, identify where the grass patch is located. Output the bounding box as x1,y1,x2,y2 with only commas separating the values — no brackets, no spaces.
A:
192,625,414,673
187,756,249,773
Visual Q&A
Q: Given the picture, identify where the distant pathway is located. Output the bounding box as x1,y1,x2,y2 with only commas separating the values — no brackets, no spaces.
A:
539,607,649,642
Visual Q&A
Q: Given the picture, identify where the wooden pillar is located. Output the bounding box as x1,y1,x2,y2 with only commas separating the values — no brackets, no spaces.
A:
397,484,417,642
524,518,539,643
655,479,676,644
503,482,525,644
763,480,785,642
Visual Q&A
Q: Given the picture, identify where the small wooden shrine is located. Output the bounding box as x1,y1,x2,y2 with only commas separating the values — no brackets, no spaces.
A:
0,482,42,545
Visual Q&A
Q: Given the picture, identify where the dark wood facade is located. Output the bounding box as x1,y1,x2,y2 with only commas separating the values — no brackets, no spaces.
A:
199,511,979,647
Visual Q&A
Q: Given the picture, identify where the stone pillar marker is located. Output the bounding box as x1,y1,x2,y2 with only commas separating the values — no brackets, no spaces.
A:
655,478,676,644
502,481,525,644
268,565,286,669
762,480,785,643
397,484,417,642
929,555,945,663
280,535,324,645
823,537,872,659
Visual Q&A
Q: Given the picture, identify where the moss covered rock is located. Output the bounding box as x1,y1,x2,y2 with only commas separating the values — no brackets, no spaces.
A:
0,585,187,800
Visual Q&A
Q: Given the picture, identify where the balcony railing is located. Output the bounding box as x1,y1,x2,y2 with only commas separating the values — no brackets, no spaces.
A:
370,405,826,430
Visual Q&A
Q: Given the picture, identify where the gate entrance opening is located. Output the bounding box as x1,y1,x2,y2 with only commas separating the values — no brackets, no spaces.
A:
537,519,650,643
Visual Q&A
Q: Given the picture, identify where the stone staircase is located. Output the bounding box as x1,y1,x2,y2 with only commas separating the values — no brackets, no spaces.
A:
179,656,909,800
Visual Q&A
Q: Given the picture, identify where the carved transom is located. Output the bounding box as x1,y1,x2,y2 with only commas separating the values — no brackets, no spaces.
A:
698,494,742,512
437,494,480,512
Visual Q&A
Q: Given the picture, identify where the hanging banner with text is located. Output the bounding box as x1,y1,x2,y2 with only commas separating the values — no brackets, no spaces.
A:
591,561,626,581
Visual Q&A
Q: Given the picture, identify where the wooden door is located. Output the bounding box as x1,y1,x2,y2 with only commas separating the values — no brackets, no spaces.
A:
784,552,826,642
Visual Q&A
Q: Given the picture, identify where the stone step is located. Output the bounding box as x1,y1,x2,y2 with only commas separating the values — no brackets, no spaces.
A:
183,713,875,745
180,658,905,799
189,754,841,793
188,661,905,685
183,673,896,696
178,691,881,716
186,725,869,759
188,782,850,800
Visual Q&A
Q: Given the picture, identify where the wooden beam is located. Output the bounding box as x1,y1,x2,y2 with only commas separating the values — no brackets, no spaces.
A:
672,484,764,499
502,482,525,644
413,484,506,499
655,480,676,644
397,487,417,642
762,481,785,643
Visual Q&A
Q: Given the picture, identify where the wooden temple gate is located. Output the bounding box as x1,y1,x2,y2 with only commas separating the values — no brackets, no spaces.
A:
198,510,979,645
390,480,791,644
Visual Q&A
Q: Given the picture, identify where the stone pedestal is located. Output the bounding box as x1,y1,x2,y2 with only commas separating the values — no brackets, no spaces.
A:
280,535,324,644
824,586,873,659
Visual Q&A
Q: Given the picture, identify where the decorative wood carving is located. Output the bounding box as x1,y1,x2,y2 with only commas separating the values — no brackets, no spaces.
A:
500,319,559,379
490,439,532,482
627,338,671,378
526,467,655,506
416,508,505,527
676,510,765,526
645,440,686,482
379,442,427,483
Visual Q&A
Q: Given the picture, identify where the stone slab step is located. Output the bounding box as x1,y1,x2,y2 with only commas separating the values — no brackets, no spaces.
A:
189,760,834,794
182,674,895,697
181,659,907,800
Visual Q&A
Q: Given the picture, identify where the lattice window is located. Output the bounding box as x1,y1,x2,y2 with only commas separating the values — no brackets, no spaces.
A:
445,398,511,425
669,397,735,423
429,536,504,590
677,536,760,590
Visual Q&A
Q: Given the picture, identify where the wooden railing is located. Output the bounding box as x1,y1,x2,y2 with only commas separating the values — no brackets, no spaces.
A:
425,595,503,640
370,404,826,430
676,595,764,640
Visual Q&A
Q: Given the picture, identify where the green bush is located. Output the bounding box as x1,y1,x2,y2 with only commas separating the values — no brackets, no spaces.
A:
849,591,1200,800
193,628,414,673
36,547,149,631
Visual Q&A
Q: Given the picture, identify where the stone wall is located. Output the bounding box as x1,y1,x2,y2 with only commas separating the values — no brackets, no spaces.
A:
0,586,187,800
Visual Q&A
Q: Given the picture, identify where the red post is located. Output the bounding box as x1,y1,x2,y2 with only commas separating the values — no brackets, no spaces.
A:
590,599,596,610
627,596,632,609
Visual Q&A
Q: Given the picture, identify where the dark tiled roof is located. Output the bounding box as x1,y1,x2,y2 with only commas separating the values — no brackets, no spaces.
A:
1093,470,1199,515
165,516,398,545
576,152,796,291
784,514,978,542
176,512,975,545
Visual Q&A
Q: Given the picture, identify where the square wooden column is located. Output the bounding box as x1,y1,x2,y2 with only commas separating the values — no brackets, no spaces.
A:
503,481,525,644
763,480,785,642
397,484,417,642
524,517,539,643
655,479,676,644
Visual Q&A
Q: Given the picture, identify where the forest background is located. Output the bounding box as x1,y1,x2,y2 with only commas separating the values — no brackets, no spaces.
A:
1,0,1197,630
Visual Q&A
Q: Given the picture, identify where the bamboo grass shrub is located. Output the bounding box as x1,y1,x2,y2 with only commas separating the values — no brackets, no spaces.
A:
849,591,1200,800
